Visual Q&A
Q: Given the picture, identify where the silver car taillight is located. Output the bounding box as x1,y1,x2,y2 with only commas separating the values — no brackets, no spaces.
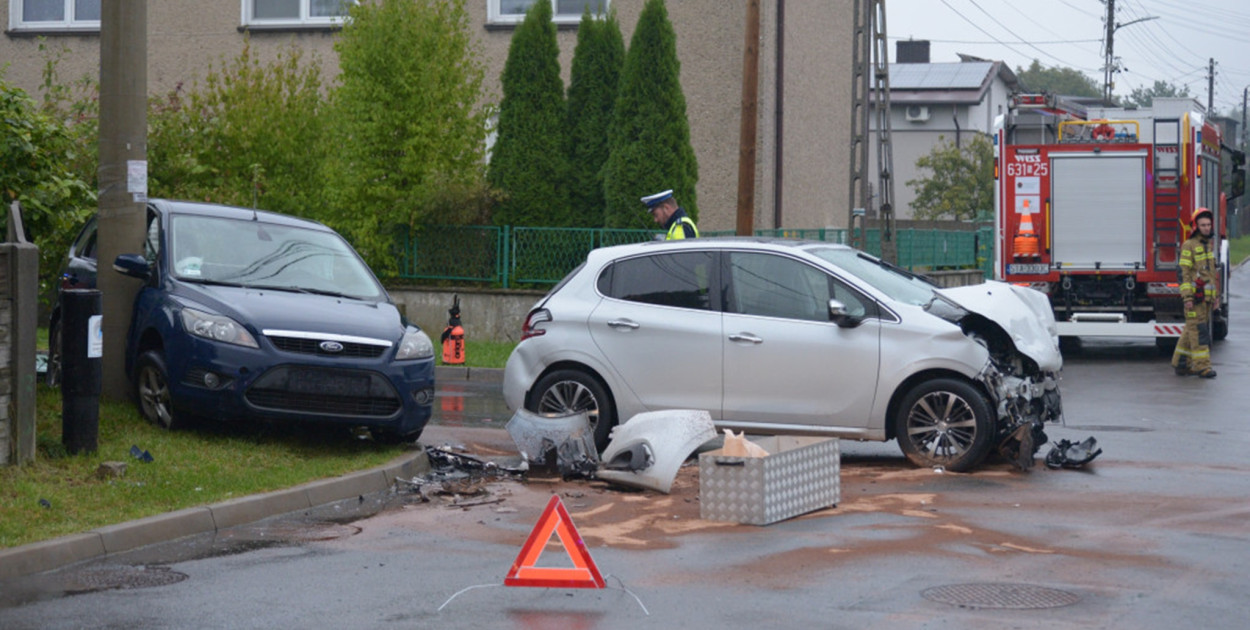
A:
521,308,552,341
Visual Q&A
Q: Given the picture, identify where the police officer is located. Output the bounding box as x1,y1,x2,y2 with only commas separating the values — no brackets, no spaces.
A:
1172,206,1218,378
641,189,698,240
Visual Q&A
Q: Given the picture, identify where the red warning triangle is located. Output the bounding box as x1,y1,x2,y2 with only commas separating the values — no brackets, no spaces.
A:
505,494,605,589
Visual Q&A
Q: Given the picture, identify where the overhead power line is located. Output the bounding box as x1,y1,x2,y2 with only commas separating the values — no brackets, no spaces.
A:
935,0,1099,72
886,36,1101,45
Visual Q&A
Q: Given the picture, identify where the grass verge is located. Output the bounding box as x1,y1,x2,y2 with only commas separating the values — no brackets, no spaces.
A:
1229,235,1250,268
0,386,408,549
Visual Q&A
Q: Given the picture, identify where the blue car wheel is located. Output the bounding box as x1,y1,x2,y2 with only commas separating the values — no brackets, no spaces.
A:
135,350,184,430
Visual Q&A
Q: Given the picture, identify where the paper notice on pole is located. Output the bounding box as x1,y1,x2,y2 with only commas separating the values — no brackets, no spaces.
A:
127,160,148,202
88,315,103,358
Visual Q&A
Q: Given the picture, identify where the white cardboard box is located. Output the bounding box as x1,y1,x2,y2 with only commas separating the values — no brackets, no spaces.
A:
699,436,840,525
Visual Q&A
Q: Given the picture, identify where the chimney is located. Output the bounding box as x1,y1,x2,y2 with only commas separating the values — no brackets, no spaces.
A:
896,40,930,64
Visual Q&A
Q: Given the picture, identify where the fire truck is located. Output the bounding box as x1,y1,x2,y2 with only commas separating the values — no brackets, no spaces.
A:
993,94,1232,349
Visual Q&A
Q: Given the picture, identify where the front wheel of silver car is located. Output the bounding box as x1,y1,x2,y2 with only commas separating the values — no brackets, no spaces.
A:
527,369,616,451
135,350,183,430
893,378,993,472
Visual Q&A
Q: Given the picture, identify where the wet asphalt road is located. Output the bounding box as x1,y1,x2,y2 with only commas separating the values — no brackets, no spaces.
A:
2,272,1248,629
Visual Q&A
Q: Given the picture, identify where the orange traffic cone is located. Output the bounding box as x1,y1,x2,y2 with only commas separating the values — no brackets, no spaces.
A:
1014,212,1040,259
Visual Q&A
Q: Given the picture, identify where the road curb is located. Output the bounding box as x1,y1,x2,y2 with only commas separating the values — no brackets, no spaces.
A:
1,367,491,582
0,450,431,582
435,365,504,383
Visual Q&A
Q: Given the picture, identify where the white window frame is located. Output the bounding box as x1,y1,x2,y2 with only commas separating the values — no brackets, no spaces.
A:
240,0,353,28
8,0,100,31
487,0,610,26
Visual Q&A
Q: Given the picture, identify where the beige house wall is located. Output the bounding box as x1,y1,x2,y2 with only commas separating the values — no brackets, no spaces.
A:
1,0,853,232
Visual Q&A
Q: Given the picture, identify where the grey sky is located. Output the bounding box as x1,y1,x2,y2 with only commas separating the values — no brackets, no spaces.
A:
886,0,1250,114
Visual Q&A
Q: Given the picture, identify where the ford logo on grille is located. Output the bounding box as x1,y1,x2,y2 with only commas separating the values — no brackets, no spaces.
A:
319,341,345,353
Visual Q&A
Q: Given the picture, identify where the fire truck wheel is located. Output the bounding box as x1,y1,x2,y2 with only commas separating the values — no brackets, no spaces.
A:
1058,336,1082,355
893,378,994,472
527,368,617,451
1155,337,1178,355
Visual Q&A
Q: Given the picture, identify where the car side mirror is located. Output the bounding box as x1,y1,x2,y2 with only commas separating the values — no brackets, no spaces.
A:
828,299,862,328
113,254,151,280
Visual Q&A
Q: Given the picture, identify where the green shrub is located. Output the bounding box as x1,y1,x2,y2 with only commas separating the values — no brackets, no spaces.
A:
602,0,698,229
487,0,571,227
147,41,328,219
566,9,624,227
324,0,489,276
0,72,95,307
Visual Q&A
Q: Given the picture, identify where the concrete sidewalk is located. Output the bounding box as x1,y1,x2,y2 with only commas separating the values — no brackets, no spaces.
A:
0,366,505,582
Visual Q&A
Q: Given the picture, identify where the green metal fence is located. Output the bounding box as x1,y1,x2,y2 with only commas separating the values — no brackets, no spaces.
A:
399,225,993,287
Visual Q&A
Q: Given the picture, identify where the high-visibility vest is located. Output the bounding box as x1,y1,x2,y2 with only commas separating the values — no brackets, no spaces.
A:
666,217,699,240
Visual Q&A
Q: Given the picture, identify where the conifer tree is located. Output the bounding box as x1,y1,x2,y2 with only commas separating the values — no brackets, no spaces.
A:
602,0,698,228
488,0,570,226
566,8,624,227
324,0,486,276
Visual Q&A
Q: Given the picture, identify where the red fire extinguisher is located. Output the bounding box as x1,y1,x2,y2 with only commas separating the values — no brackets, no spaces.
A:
441,295,464,364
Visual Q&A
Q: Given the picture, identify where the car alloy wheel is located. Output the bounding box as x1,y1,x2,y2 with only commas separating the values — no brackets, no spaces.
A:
136,350,180,430
528,369,616,450
894,378,993,472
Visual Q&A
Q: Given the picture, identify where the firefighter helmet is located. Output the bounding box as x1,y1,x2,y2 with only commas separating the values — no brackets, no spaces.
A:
1191,207,1213,225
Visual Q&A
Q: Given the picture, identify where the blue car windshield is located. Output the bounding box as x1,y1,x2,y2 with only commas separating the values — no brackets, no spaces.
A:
169,215,385,301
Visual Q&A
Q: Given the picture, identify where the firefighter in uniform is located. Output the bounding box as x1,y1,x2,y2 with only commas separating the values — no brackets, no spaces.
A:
1172,206,1218,378
641,189,698,240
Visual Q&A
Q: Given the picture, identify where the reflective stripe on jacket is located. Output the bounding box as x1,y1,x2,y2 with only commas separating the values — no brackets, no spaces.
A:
666,216,699,240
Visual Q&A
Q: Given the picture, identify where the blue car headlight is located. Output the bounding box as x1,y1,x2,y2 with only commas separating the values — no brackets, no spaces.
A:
395,329,434,360
180,307,259,348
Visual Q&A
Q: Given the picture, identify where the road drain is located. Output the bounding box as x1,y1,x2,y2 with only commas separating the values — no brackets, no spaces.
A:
922,583,1080,609
64,565,189,593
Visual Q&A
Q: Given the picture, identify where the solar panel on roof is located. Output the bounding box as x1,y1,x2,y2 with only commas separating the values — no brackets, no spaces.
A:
888,62,992,89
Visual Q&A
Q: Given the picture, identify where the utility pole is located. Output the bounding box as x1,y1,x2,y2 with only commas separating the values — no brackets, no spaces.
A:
848,0,895,262
1242,86,1247,150
736,0,760,236
1206,58,1216,113
97,1,148,399
1101,1,1156,103
1102,0,1116,103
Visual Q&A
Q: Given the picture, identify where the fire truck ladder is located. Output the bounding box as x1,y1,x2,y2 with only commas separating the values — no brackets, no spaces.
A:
1152,119,1182,270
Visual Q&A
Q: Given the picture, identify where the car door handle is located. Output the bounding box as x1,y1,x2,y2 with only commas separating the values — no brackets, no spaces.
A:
607,319,640,330
728,333,762,344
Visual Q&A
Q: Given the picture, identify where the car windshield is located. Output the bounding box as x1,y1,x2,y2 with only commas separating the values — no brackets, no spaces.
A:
169,214,385,300
805,246,937,306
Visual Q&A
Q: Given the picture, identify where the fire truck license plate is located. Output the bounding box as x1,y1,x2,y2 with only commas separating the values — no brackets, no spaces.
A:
1007,263,1049,275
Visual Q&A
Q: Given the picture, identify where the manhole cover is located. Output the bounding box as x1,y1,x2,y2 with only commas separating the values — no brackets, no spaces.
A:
1062,425,1152,433
922,583,1080,609
65,565,189,593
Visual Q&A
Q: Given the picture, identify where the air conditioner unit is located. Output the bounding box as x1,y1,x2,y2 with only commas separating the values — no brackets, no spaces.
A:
905,105,931,122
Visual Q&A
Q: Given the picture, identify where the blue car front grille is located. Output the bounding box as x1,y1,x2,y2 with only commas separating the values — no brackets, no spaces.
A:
268,335,388,358
246,367,401,417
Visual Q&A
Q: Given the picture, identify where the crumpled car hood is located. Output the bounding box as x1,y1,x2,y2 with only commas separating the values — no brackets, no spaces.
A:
937,281,1062,372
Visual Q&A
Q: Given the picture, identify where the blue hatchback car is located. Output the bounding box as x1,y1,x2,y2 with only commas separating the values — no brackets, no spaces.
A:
73,200,435,441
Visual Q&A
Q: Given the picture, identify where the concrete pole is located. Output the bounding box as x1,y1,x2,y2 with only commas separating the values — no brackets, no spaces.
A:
1207,58,1215,113
736,0,761,236
97,0,148,399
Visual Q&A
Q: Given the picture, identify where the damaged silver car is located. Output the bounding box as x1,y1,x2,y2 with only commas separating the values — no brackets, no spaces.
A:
503,238,1063,472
